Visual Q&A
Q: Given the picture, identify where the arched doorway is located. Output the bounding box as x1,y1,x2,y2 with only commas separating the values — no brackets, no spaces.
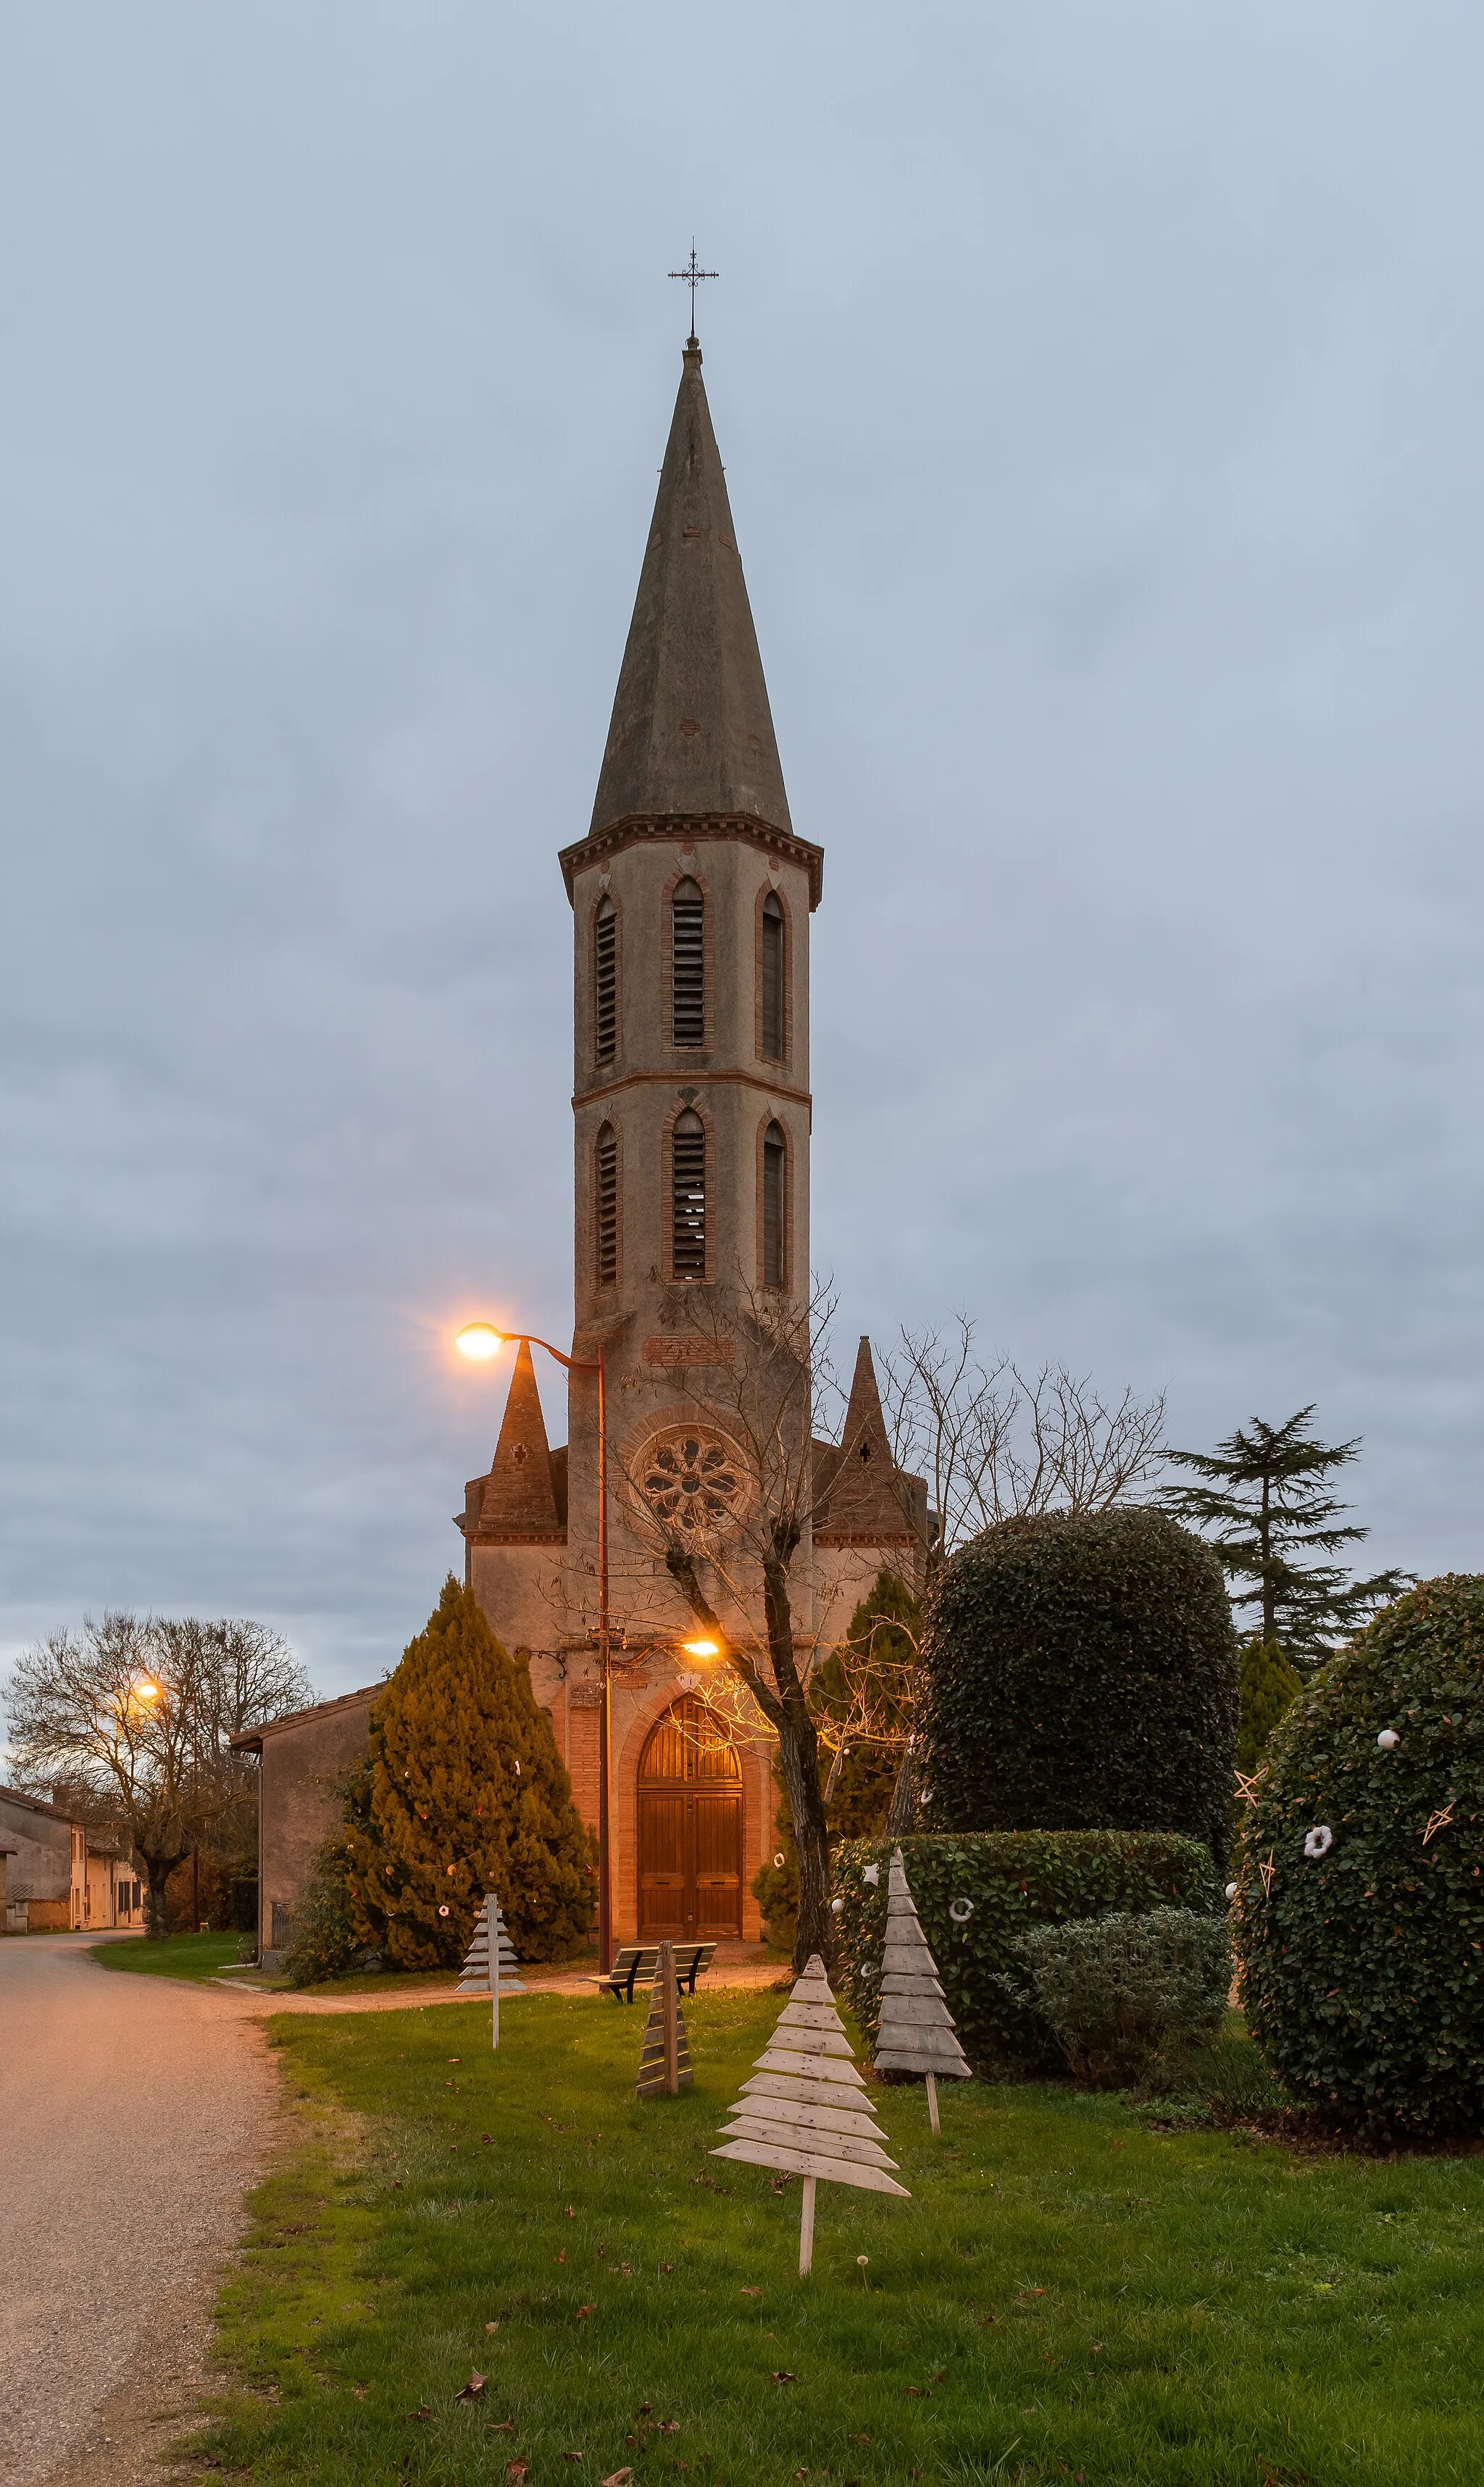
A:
637,1695,743,1940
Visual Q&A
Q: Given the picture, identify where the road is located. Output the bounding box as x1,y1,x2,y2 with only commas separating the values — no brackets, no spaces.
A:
0,1934,276,2487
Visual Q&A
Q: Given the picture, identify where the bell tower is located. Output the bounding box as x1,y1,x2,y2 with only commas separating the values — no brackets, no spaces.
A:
557,338,825,1648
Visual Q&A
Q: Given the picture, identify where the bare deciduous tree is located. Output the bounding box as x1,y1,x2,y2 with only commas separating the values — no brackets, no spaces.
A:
880,1320,1167,1564
4,1615,311,1935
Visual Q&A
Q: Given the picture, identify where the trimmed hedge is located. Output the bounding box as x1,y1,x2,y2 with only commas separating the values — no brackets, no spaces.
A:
1238,1574,1484,2137
833,1829,1221,2073
917,1509,1238,1867
1012,1908,1230,2086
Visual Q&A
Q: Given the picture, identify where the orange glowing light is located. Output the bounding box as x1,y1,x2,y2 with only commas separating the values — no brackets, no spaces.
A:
682,1638,720,1659
455,1323,507,1362
134,1679,161,1702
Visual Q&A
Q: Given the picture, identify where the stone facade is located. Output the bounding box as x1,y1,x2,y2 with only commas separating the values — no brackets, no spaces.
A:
457,339,924,1948
0,1786,130,1933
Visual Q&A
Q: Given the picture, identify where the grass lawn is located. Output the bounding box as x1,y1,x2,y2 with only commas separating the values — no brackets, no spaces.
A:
90,1929,248,1981
199,1985,1484,2487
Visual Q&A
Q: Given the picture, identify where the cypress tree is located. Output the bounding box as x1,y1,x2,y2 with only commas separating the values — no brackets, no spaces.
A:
1237,1636,1302,1774
343,1575,593,1971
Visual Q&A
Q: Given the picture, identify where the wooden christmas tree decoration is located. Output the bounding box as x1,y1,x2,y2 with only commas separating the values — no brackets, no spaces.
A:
873,1845,972,2133
712,1951,908,2276
457,1891,525,2049
635,1938,693,2098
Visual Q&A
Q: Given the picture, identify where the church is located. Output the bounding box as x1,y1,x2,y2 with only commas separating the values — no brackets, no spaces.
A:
243,329,923,1967
457,329,925,1949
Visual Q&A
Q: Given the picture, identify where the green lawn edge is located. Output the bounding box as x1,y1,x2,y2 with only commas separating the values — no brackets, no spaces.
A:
193,1986,1484,2487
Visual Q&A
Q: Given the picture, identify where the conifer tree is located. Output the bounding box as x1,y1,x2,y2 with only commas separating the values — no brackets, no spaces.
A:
342,1576,593,1971
1236,1637,1302,1774
1164,1408,1408,1667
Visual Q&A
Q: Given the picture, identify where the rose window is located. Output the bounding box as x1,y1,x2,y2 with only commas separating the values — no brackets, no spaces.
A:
642,1431,743,1534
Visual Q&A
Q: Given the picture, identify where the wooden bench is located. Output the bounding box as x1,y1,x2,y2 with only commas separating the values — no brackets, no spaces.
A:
589,1941,717,2004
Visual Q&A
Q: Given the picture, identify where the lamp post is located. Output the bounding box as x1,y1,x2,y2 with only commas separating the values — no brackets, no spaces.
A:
455,1322,613,1972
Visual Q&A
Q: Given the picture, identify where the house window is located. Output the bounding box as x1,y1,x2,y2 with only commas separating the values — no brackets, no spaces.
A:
594,897,617,1065
672,878,704,1046
672,1110,706,1275
761,891,785,1059
596,1123,618,1286
762,1121,786,1286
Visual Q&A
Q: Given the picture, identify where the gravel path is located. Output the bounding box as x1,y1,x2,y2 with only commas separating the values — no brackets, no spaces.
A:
0,1934,277,2487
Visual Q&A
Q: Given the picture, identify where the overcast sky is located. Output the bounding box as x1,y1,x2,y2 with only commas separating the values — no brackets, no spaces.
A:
3,3,1481,1701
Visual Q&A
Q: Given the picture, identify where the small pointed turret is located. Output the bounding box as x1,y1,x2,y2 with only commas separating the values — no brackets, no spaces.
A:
478,1340,562,1537
588,343,792,837
819,1337,912,1541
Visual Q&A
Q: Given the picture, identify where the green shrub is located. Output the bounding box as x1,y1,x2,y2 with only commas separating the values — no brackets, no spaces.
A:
342,1576,593,1972
1008,1907,1229,2086
833,1829,1221,2073
280,1838,370,1988
1238,1573,1484,2138
917,1509,1238,1867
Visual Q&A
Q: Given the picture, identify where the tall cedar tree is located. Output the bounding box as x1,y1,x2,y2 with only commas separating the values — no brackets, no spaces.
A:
343,1577,592,1970
751,1570,922,1949
1164,1407,1408,1668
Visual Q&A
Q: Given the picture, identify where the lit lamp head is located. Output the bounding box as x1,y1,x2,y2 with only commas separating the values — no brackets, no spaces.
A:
134,1679,161,1704
455,1322,508,1362
682,1637,721,1661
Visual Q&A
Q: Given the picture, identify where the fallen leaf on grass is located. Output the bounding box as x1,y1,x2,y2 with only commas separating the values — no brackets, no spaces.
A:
741,2286,762,2298
455,2371,486,2402
351,2386,367,2400
485,2320,501,2334
505,2462,530,2484
563,2456,583,2465
447,2056,462,2064
659,2262,673,2274
601,2472,634,2486
849,2432,872,2445
575,2304,598,2323
555,2249,566,2263
770,2370,797,2384
482,2132,493,2144
401,2404,433,2423
567,2204,577,2217
488,2418,514,2433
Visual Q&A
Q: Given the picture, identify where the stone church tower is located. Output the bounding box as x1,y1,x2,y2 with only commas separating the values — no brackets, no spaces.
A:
459,338,921,1946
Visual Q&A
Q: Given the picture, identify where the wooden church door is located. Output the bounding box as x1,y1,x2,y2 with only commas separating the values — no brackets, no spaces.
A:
637,1695,743,1940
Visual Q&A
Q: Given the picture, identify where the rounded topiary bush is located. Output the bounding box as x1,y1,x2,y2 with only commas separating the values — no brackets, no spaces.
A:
917,1507,1238,1866
1238,1574,1484,2137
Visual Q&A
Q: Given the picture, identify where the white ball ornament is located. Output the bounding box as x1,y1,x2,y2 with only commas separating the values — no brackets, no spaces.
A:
830,1896,845,1915
1225,1881,1238,1900
1304,1825,1334,1859
1377,1729,1400,1750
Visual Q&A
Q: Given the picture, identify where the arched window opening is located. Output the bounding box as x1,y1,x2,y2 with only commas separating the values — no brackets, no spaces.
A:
639,1695,742,1783
672,1109,706,1276
593,897,617,1065
761,891,785,1060
762,1120,786,1288
671,878,704,1046
595,1122,618,1286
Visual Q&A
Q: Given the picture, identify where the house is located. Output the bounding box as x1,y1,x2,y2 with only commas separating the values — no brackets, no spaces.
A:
0,1786,133,1933
229,1685,383,1968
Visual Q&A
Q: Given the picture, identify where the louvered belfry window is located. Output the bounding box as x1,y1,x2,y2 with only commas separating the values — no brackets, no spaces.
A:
761,891,785,1060
672,1109,706,1275
671,878,704,1046
596,1122,618,1286
594,897,617,1065
762,1120,786,1286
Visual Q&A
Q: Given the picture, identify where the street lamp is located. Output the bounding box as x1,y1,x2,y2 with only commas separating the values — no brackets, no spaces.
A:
455,1321,614,1972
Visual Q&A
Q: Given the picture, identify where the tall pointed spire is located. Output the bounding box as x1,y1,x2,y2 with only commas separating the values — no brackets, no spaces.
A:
478,1340,562,1537
588,344,792,837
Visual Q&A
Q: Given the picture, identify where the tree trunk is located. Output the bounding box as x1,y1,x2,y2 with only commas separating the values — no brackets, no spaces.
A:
143,1858,173,1938
885,1740,917,1838
776,1710,833,1975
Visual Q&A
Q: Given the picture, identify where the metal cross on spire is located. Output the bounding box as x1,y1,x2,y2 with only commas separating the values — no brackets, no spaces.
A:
669,243,717,345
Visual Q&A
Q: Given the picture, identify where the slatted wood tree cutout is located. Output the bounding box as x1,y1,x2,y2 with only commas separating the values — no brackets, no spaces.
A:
635,1938,693,2098
873,1845,972,2133
712,1951,908,2275
457,1892,525,2049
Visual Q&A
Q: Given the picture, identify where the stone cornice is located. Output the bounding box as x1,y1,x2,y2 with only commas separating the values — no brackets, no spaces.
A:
559,813,825,912
573,1065,813,1117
